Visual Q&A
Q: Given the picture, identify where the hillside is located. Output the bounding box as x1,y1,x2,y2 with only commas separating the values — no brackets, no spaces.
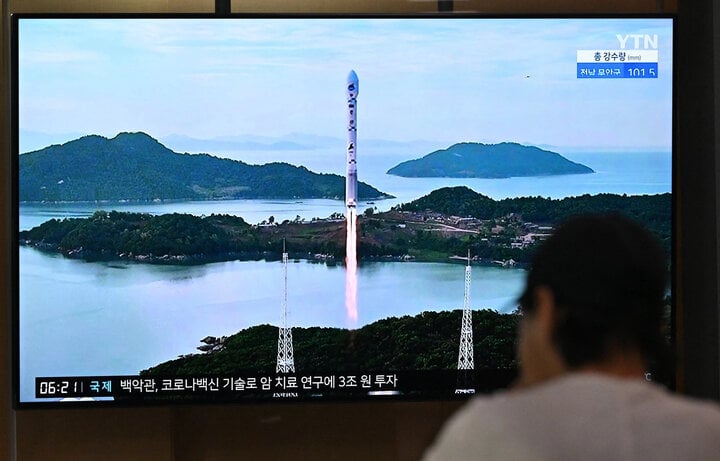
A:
19,132,391,202
396,186,671,252
387,142,594,178
141,309,519,376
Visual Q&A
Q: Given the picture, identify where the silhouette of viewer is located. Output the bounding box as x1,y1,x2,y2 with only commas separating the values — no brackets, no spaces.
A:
423,214,720,461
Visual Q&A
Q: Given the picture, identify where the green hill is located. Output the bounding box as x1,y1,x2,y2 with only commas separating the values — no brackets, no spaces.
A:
387,142,594,178
19,132,391,202
141,309,519,376
396,186,671,253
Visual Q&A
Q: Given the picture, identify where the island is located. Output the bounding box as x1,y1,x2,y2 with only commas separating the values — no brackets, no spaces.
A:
386,142,594,178
19,187,671,265
19,132,392,202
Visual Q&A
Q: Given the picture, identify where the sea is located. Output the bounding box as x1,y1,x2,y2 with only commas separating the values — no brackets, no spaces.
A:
17,146,671,402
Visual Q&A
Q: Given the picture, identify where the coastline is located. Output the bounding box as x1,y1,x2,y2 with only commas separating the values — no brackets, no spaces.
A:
18,240,527,270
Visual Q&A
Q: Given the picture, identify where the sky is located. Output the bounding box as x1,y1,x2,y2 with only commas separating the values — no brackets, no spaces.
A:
17,17,674,151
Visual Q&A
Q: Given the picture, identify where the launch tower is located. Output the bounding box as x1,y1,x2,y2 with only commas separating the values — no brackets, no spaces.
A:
455,251,475,394
276,240,295,374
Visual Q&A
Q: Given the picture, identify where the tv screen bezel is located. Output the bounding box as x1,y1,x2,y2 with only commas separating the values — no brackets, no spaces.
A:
10,12,677,409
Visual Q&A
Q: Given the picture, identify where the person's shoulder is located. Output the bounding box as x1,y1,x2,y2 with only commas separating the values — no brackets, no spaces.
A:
542,372,720,426
421,383,561,461
625,378,720,457
421,392,530,461
422,374,720,461
577,373,720,420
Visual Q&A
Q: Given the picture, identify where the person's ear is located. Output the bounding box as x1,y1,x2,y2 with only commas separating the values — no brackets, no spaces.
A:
533,285,557,340
516,285,566,388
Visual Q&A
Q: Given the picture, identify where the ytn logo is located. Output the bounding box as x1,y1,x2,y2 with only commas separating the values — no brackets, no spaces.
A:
616,34,658,49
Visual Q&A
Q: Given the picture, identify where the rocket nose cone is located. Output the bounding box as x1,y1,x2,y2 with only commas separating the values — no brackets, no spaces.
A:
347,70,359,96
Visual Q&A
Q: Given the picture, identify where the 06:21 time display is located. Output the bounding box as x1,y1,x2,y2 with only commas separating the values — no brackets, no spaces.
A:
37,379,83,396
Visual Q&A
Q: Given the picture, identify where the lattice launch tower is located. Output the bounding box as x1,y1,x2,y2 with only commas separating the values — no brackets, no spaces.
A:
276,240,295,374
455,250,475,394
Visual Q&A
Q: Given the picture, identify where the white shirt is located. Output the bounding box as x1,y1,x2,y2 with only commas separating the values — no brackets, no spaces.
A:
423,373,720,461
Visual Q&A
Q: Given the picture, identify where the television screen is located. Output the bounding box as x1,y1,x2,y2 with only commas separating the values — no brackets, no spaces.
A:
13,15,674,406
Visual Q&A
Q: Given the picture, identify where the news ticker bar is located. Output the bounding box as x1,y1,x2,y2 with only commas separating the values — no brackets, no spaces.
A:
35,370,516,399
37,374,397,398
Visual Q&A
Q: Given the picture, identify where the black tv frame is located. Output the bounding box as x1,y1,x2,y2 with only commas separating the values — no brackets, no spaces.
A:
10,12,677,409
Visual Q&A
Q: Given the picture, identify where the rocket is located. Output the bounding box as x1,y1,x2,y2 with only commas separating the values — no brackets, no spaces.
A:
346,70,358,212
344,70,360,325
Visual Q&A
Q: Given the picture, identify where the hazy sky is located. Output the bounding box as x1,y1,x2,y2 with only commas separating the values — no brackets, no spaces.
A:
18,17,673,150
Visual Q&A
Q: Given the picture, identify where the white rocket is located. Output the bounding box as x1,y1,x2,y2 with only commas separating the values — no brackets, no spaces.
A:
346,70,358,212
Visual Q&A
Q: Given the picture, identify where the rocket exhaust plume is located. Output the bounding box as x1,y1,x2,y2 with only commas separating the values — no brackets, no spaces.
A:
345,70,359,325
345,210,358,324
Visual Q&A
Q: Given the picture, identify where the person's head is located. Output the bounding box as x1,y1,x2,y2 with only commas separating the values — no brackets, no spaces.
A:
516,214,668,386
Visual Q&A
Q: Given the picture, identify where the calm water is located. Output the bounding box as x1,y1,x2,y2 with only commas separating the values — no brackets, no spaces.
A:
19,246,524,402
17,148,671,402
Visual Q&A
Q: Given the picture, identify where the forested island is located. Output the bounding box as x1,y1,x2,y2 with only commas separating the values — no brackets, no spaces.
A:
19,132,391,202
19,187,671,265
141,309,518,377
387,142,594,178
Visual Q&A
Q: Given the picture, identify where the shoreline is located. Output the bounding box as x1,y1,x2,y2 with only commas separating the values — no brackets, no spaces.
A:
18,241,528,269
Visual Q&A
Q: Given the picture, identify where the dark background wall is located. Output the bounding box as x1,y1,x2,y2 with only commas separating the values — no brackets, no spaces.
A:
676,0,720,399
4,1,718,460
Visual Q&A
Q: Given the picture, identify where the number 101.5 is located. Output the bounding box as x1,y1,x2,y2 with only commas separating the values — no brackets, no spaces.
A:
627,66,657,77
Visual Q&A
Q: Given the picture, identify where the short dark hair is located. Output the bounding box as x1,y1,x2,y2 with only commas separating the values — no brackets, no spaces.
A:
518,214,668,369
